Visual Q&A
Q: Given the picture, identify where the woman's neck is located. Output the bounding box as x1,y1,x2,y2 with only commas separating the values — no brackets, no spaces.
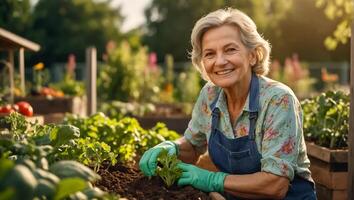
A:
223,73,252,110
223,73,252,125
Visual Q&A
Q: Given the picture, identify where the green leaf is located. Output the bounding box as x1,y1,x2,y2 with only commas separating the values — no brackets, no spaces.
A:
0,158,14,179
50,125,80,146
54,178,87,200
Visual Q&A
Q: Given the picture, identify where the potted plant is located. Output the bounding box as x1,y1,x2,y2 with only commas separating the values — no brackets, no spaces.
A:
301,90,349,200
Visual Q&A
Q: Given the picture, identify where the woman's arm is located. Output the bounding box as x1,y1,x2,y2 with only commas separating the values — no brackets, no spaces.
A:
175,137,203,164
224,171,289,199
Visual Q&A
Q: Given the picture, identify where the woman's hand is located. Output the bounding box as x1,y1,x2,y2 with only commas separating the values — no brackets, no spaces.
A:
177,162,228,193
139,141,178,177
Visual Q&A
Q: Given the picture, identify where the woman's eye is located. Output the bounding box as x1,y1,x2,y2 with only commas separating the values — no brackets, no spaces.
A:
203,52,214,58
226,48,236,53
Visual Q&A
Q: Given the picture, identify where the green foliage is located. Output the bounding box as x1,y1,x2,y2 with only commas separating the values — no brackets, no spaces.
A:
75,138,117,172
99,101,156,119
0,111,179,198
1,112,28,140
0,0,32,34
156,149,182,187
174,66,202,103
63,112,180,164
316,0,353,50
0,114,116,199
0,158,110,200
31,0,123,65
98,41,162,102
50,76,85,97
144,0,292,62
301,90,349,149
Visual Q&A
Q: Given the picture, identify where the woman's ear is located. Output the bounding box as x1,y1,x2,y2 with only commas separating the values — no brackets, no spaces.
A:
249,49,257,66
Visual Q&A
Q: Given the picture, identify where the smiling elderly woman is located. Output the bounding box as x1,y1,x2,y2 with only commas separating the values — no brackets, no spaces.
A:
139,8,316,200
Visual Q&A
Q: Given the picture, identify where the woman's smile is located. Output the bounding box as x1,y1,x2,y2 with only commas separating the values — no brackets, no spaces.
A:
215,68,235,75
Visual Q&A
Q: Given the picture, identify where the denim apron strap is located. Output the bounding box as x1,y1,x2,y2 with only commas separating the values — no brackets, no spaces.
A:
248,73,259,140
210,92,221,132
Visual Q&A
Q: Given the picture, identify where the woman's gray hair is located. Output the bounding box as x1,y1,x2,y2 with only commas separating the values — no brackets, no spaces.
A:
190,8,271,80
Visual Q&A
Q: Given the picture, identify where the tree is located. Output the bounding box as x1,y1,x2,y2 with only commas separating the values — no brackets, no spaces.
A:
30,0,123,66
273,0,350,61
0,0,32,35
315,0,353,50
143,0,292,62
143,0,225,62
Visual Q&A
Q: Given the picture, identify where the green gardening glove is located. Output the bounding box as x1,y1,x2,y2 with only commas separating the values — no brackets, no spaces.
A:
139,141,178,177
177,162,228,193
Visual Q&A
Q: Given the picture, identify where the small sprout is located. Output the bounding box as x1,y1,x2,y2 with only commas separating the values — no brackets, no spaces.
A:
156,149,182,187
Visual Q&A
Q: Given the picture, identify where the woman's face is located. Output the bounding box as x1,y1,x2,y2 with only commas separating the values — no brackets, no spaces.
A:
201,24,255,89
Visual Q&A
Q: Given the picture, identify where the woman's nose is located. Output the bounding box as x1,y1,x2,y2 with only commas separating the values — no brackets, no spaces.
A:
215,53,228,66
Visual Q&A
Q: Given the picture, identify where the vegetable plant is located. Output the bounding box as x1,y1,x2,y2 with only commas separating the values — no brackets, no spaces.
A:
156,149,182,187
301,90,349,149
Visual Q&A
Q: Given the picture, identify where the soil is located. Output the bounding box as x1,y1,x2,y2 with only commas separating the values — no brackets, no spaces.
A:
96,163,210,200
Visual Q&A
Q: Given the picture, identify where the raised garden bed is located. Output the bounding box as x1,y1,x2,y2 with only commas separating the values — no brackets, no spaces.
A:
135,103,191,134
15,95,86,116
306,142,348,200
95,162,210,200
136,115,190,135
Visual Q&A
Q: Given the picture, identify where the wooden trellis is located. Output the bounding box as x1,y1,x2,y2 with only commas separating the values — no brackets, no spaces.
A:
0,27,40,102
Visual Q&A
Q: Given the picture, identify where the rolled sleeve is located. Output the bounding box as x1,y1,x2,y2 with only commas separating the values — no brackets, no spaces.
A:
260,93,301,181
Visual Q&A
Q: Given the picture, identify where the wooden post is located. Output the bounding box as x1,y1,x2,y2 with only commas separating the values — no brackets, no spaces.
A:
19,48,25,96
85,47,97,116
349,17,354,200
8,50,14,104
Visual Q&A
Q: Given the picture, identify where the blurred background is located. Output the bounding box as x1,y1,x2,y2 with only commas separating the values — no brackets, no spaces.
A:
0,0,351,114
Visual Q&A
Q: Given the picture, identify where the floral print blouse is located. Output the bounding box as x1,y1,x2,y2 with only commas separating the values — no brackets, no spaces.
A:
184,75,313,182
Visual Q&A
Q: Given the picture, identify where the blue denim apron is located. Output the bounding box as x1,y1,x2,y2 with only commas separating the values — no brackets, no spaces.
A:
208,73,316,199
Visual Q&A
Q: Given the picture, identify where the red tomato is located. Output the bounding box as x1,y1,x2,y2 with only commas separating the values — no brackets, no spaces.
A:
16,101,34,117
0,104,14,114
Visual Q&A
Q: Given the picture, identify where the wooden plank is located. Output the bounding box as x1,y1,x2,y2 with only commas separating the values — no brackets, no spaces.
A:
8,50,14,104
332,190,347,200
85,47,97,116
19,48,25,96
0,27,40,51
349,16,354,200
309,161,347,189
316,184,347,200
306,142,348,163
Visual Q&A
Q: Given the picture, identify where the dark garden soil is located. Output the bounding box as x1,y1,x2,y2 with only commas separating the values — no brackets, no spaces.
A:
96,163,210,200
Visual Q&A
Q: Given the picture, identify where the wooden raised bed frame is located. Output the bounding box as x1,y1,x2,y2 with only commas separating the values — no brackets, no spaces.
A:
306,142,348,200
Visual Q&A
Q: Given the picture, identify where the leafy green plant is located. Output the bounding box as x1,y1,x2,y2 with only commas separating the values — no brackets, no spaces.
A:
156,149,182,187
99,101,156,119
0,158,114,200
50,75,85,97
64,113,180,165
98,41,162,102
174,66,202,104
301,90,349,148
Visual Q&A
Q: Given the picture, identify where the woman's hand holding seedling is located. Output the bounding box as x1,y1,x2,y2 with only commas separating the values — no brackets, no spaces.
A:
139,141,178,176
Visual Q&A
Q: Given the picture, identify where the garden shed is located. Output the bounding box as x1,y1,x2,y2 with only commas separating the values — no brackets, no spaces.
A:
0,27,40,102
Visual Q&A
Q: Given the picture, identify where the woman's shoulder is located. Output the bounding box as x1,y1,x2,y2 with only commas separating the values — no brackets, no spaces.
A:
259,76,298,101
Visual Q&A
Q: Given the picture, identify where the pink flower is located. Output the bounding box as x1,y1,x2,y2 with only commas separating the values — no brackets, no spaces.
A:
280,138,295,154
